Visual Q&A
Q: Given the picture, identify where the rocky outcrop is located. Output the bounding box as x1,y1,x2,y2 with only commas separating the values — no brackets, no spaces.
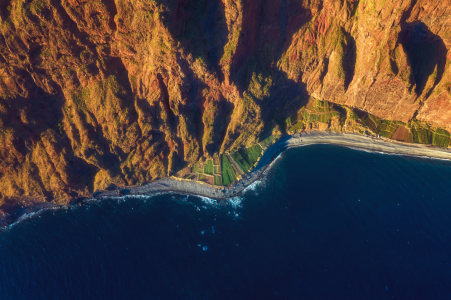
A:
1,0,451,204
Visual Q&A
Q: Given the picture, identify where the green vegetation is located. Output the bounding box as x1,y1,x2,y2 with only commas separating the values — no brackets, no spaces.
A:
378,120,399,138
259,135,280,148
193,164,202,173
362,115,378,132
288,99,341,131
231,145,262,173
347,109,359,121
214,175,222,186
214,166,221,175
289,122,304,131
410,125,450,146
221,29,241,65
204,160,214,175
412,127,432,144
221,154,237,186
198,174,206,181
432,129,450,147
231,152,251,173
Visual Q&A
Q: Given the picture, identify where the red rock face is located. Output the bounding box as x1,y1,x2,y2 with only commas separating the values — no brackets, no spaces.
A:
0,0,451,202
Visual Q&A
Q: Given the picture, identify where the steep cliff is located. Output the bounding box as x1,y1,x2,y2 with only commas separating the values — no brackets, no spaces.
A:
1,0,451,204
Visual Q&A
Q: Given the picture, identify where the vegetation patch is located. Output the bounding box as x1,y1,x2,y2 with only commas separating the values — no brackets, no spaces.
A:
288,99,341,131
432,129,450,147
231,145,262,173
289,122,304,132
221,154,237,186
412,127,432,144
193,164,202,174
378,120,399,138
259,135,280,148
214,175,222,186
214,166,221,175
231,152,252,173
204,160,214,175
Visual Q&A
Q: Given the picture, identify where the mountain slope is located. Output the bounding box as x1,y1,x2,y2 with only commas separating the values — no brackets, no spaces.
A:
1,0,451,203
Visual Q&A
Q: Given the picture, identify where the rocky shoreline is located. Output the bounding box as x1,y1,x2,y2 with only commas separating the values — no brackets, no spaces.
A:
2,131,451,228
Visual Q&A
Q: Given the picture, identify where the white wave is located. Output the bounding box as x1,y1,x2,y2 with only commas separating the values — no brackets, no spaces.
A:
242,180,263,194
198,196,218,206
346,146,403,156
263,152,284,175
416,155,451,161
5,205,60,229
228,197,243,208
346,146,451,161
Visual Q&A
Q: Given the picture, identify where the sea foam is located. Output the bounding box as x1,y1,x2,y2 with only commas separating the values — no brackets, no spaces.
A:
228,197,243,209
198,196,218,206
242,180,263,195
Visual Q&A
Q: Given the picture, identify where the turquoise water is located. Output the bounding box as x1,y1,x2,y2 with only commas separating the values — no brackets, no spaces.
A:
1,145,451,299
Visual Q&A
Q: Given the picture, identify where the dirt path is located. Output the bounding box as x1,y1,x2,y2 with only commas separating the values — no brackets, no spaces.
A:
226,154,245,176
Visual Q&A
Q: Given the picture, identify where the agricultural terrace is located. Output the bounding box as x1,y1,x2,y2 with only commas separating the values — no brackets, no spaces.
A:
214,175,222,186
231,145,262,173
171,98,451,189
204,160,214,175
214,165,221,175
378,120,400,139
287,99,340,132
221,154,237,186
192,163,202,174
357,111,451,147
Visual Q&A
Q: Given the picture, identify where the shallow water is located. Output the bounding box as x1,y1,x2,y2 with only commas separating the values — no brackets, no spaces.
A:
1,145,451,299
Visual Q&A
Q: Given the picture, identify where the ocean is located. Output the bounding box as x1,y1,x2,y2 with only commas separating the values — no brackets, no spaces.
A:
1,145,451,299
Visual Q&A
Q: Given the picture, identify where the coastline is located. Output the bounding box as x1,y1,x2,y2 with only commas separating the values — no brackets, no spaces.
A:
95,130,451,200
2,130,451,228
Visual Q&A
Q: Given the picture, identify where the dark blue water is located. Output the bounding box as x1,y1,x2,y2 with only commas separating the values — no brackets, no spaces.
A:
1,145,451,299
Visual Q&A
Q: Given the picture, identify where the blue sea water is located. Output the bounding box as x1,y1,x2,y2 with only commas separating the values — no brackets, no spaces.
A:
1,145,451,299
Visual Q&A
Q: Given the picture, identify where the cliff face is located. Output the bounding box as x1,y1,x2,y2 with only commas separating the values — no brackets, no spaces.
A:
1,0,451,203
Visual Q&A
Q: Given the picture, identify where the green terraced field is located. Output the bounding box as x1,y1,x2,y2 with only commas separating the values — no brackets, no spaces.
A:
221,154,237,186
231,152,252,173
368,114,382,127
214,166,221,175
295,108,339,124
214,175,222,186
412,127,432,144
204,160,214,175
231,145,262,173
432,129,450,147
379,120,398,138
198,174,206,181
193,164,202,173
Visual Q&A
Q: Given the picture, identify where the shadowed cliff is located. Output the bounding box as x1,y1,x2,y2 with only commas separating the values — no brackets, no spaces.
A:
0,0,451,206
